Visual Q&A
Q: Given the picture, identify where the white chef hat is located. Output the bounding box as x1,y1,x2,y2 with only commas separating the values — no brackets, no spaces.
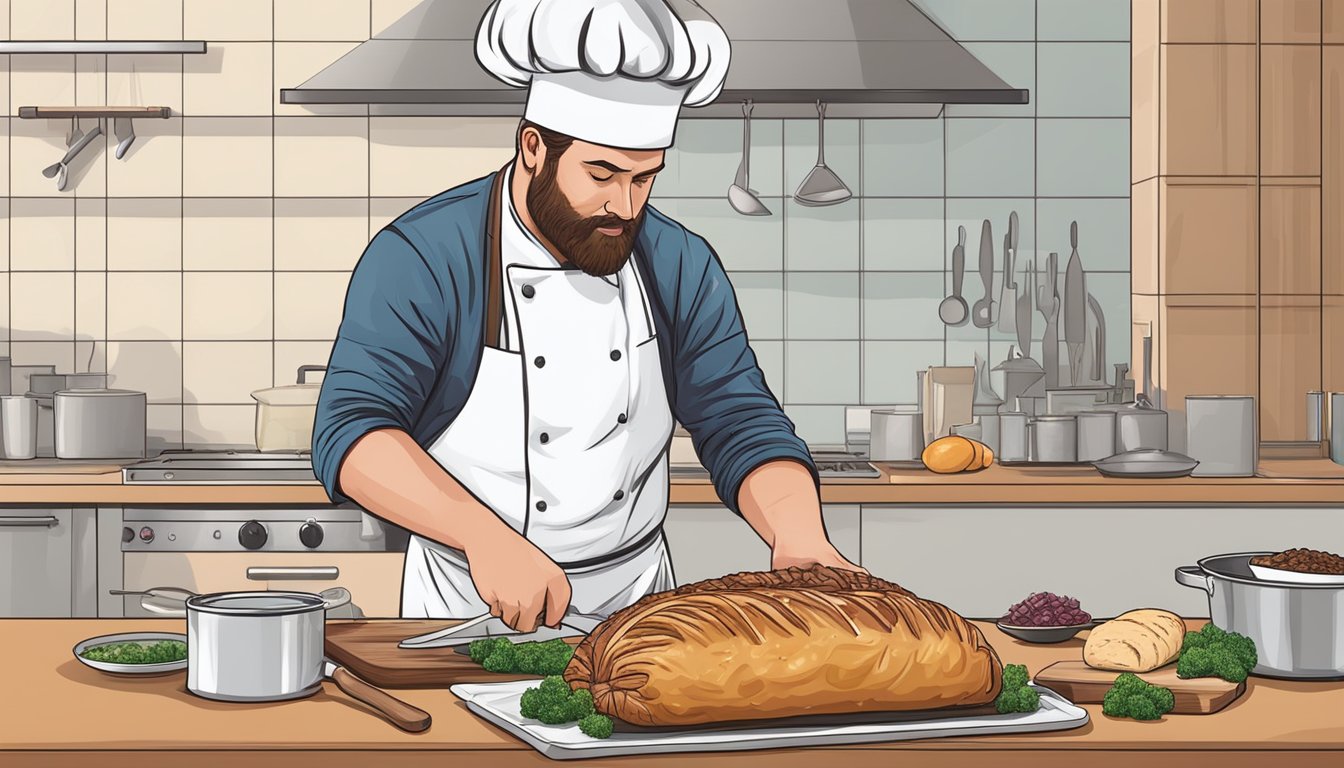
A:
475,0,730,150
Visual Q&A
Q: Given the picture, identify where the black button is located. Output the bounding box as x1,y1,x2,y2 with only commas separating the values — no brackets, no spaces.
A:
617,413,628,424
534,356,545,368
610,349,621,361
613,490,625,501
539,432,549,444
535,500,547,512
521,284,536,298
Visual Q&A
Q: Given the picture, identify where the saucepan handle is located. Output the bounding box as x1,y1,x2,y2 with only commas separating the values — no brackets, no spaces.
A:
1174,566,1214,595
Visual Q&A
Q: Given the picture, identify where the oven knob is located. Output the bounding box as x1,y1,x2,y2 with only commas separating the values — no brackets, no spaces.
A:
238,521,268,550
122,527,134,544
138,527,154,543
299,522,325,549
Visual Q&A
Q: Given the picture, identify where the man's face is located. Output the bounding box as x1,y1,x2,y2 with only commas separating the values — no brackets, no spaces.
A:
525,132,664,277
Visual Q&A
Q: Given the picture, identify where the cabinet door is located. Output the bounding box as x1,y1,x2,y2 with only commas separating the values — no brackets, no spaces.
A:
122,552,405,617
662,505,862,587
0,509,74,617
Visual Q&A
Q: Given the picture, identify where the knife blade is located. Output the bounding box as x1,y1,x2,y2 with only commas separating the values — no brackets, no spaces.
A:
1086,293,1107,386
997,225,1016,334
1016,257,1033,359
398,613,597,649
1063,221,1087,386
971,219,995,328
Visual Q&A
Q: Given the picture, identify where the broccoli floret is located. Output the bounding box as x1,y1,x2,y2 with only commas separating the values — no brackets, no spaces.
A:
536,701,574,725
993,664,1040,713
538,675,571,698
1177,624,1257,682
469,637,506,664
519,687,544,719
520,676,610,730
1102,673,1175,720
470,638,575,675
481,642,519,673
567,688,596,720
579,713,614,739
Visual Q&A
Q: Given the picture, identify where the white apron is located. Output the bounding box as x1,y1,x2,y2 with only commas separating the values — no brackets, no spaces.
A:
401,168,676,619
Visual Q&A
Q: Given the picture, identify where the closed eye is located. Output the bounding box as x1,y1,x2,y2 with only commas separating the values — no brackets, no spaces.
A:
590,173,614,182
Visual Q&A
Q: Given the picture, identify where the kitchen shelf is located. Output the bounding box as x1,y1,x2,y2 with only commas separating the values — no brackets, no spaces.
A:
18,106,171,119
0,41,206,54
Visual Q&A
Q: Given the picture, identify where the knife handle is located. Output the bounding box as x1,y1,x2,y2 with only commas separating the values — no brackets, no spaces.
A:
331,665,432,733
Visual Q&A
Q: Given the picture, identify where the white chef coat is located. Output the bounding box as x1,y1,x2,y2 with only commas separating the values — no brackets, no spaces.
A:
400,166,677,620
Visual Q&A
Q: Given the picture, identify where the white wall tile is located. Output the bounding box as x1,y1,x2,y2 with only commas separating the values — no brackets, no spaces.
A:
1037,118,1131,197
75,272,107,343
786,341,860,404
863,198,946,272
185,42,274,116
664,197,784,271
106,118,184,197
945,117,1035,197
108,341,183,402
12,273,75,340
274,340,333,386
184,404,256,448
0,200,9,272
274,271,350,340
74,54,107,109
863,273,947,340
107,198,183,270
275,198,368,270
862,118,944,198
183,118,273,196
863,341,945,404
782,404,847,445
10,109,80,200
1037,43,1131,118
370,117,515,197
75,199,107,270
784,198,860,271
107,272,181,341
107,54,183,113
147,404,184,451
1037,0,1133,41
726,272,784,340
183,198,274,270
107,0,182,39
185,0,273,41
183,341,272,404
10,341,78,371
660,118,783,198
75,0,106,41
183,272,273,340
784,272,860,339
274,117,369,197
276,0,369,41
273,42,364,116
12,0,75,38
910,0,1036,41
10,54,76,115
10,198,75,270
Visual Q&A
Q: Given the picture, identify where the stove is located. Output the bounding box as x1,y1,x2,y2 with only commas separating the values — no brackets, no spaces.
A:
123,450,318,484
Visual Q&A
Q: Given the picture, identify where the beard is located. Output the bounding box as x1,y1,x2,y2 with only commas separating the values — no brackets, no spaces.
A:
526,159,644,277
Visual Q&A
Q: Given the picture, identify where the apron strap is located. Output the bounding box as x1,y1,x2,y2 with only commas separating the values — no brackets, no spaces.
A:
483,165,507,349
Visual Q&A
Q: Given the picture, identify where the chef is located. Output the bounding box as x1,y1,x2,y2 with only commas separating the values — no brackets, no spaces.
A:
312,0,863,633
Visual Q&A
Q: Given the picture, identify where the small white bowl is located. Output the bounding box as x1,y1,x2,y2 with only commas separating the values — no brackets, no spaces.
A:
1249,564,1344,585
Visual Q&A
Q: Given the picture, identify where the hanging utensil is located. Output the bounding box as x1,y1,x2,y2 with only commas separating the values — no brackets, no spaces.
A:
997,211,1018,334
793,100,851,206
971,219,995,328
42,122,103,191
1036,252,1061,388
728,100,770,216
66,117,85,148
938,226,969,326
113,116,136,159
1016,257,1034,360
1087,294,1107,386
1063,221,1087,386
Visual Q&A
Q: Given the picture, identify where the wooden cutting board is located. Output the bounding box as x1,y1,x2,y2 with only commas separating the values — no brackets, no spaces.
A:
325,620,575,689
1034,660,1245,714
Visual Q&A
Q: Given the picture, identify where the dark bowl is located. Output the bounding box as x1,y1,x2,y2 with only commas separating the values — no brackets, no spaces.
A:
995,621,1094,644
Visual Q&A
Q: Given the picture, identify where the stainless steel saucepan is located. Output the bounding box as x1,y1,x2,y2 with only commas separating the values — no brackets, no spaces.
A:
1176,552,1344,680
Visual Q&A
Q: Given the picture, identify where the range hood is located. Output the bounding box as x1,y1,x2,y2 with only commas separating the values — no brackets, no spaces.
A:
280,0,1028,119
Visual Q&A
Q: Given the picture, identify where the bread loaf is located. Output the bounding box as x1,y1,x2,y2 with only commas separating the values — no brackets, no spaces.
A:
563,565,1003,727
1083,609,1185,672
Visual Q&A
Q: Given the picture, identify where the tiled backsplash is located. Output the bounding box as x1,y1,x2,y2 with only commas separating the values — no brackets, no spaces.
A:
0,0,1131,449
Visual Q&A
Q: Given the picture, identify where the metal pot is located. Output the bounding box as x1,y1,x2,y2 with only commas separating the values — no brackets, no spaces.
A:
54,388,147,459
187,590,337,702
250,365,325,453
1175,552,1344,680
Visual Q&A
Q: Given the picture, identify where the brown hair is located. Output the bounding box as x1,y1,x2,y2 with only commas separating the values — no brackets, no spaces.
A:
516,120,576,160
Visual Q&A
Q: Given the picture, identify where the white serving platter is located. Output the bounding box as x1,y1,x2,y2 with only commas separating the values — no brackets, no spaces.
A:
450,681,1088,760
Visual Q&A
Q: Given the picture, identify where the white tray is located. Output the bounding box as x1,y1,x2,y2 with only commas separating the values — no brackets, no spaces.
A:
450,681,1088,760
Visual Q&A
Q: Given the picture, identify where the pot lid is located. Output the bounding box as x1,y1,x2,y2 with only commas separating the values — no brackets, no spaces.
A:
251,383,321,406
1197,552,1344,589
54,388,145,397
186,591,325,615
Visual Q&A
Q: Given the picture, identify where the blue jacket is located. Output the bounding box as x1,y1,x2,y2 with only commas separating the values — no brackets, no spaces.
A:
312,171,817,516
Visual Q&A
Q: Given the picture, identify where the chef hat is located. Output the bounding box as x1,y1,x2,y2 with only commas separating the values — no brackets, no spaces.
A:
475,0,730,150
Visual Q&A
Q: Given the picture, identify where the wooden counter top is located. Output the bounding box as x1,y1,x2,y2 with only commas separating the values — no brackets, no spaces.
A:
5,618,1341,767
1,460,1340,506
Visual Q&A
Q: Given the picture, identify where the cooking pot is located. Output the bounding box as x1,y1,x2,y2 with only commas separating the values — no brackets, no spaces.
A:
250,365,325,453
1176,552,1344,680
54,388,147,459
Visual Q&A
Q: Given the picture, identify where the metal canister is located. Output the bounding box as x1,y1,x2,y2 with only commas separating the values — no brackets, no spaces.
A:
870,410,925,462
998,412,1029,462
1307,391,1325,442
1116,409,1168,452
1076,412,1117,462
1332,393,1344,466
1187,395,1256,477
1029,415,1078,463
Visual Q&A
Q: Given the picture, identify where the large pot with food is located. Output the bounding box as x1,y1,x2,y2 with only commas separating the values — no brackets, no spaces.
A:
1175,550,1344,680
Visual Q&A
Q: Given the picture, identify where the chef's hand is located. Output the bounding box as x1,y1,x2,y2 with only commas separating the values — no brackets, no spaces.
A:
771,540,868,574
466,530,572,633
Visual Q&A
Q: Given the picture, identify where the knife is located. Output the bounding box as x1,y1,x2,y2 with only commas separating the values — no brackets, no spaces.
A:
1086,293,1107,386
971,219,995,328
1037,252,1061,388
1063,221,1087,386
1016,257,1033,359
398,612,600,649
997,211,1017,334
322,658,432,732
